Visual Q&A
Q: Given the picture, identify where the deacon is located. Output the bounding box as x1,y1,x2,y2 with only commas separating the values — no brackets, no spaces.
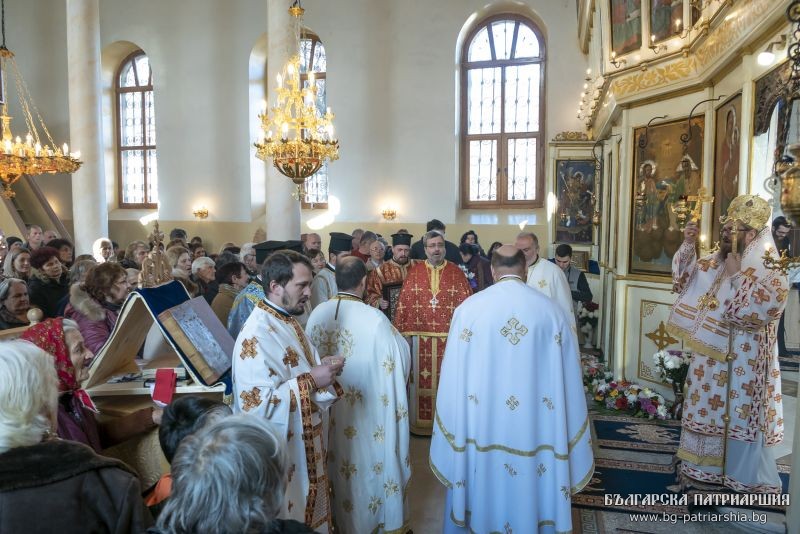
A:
430,245,594,533
233,251,344,532
310,232,351,309
394,230,471,435
669,195,788,493
365,232,416,311
515,232,575,329
306,257,411,534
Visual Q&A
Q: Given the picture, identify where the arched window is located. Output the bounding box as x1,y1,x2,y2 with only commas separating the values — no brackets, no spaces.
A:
116,50,157,208
299,31,328,209
460,16,545,208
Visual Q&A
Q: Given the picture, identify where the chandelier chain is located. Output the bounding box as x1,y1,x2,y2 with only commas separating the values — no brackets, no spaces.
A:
9,56,57,147
1,0,5,50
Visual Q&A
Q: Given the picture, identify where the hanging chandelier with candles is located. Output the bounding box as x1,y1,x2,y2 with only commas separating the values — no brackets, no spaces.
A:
254,1,339,198
0,0,81,199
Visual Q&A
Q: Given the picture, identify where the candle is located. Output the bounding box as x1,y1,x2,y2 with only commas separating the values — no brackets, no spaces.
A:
3,140,10,154
276,74,282,88
651,35,656,43
72,151,81,160
611,51,616,59
34,143,41,157
62,143,68,155
586,68,591,76
25,134,33,145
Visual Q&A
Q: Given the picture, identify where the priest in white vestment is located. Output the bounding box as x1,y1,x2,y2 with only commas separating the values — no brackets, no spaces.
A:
515,232,576,330
233,251,345,532
306,257,411,534
431,245,594,533
310,232,352,310
669,196,788,493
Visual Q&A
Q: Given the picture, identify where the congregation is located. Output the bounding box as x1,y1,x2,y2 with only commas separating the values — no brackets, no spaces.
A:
0,218,594,533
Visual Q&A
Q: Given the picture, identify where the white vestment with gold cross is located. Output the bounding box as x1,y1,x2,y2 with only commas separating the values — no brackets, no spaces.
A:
430,277,594,534
306,293,411,534
525,258,576,331
233,299,342,532
668,229,788,493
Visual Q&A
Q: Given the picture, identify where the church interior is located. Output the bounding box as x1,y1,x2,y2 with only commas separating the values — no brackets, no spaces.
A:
2,0,800,532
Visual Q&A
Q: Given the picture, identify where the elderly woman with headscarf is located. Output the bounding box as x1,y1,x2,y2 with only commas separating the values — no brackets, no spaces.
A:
0,339,153,533
65,262,130,354
0,278,30,329
3,247,31,281
28,246,69,319
20,318,160,453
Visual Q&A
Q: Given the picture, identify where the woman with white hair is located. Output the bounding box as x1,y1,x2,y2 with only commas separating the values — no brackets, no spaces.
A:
0,339,152,532
151,416,315,534
92,237,114,263
191,256,216,303
0,278,31,329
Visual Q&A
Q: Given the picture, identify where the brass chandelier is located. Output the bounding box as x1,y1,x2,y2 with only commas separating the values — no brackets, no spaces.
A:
0,0,81,199
254,1,339,198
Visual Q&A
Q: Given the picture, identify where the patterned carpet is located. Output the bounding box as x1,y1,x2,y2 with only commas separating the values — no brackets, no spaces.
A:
574,410,791,518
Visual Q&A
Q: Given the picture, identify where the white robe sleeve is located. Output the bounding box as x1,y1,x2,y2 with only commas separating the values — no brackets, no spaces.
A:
310,275,331,309
551,267,577,330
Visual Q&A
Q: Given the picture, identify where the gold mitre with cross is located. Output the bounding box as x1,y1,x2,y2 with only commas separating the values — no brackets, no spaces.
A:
719,194,771,229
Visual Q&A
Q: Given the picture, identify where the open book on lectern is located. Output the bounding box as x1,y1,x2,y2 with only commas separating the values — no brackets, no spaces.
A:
82,280,233,393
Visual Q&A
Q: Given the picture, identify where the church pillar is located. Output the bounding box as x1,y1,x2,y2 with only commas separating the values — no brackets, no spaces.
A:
787,403,800,532
264,1,301,240
66,0,107,254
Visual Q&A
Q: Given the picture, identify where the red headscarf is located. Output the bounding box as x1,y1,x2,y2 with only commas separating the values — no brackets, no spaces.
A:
21,318,97,412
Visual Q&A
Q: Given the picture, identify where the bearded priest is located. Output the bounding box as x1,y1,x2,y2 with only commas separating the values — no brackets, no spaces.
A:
233,251,344,532
430,245,594,533
306,257,411,534
394,230,472,435
669,195,788,493
366,232,416,311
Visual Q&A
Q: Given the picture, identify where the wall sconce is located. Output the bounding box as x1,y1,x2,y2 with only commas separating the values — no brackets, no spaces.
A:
649,35,666,54
381,207,397,221
757,35,787,66
610,51,627,69
192,206,209,219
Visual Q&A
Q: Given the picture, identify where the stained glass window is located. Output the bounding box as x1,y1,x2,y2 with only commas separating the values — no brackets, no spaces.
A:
116,50,157,208
461,16,545,208
299,31,328,209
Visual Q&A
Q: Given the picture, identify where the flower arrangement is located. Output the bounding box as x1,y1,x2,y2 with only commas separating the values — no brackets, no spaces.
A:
458,264,478,290
652,349,691,385
593,379,669,419
581,353,672,419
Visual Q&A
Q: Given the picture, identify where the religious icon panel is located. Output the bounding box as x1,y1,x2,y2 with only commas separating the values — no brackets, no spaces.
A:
610,0,642,56
630,116,705,276
712,93,742,240
555,159,598,245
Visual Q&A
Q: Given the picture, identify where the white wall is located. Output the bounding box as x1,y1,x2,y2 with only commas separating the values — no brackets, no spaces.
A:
6,0,586,229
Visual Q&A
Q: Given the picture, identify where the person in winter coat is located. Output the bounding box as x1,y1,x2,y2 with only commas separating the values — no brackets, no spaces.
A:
0,339,153,533
28,246,70,318
64,262,130,354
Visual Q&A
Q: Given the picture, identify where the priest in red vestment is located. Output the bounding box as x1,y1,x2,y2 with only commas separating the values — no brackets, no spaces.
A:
394,230,472,435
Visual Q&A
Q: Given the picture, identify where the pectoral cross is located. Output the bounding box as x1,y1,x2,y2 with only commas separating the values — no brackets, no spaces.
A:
430,296,439,309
